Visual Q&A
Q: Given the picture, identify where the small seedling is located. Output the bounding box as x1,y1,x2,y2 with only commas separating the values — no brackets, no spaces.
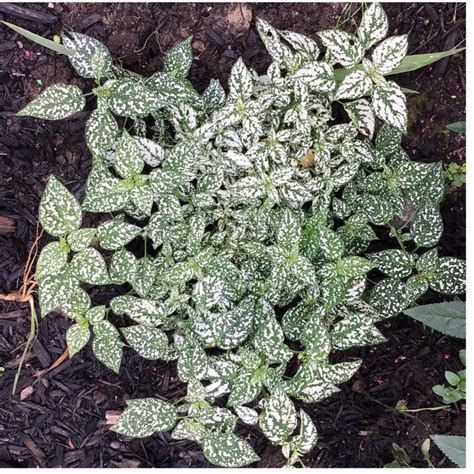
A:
432,350,466,404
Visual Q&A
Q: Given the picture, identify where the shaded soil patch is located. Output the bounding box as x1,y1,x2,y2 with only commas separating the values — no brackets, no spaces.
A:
0,2,465,468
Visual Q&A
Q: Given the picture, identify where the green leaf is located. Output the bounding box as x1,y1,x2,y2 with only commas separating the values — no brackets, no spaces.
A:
368,249,414,278
85,305,106,324
112,398,178,437
164,36,193,79
67,228,96,252
446,121,466,134
429,257,466,295
85,108,118,156
372,35,408,74
121,325,172,360
35,241,69,281
39,176,82,237
282,302,314,341
358,3,388,49
372,82,407,130
376,122,402,156
202,432,260,467
18,84,85,120
411,205,443,247
260,388,297,445
146,71,198,106
201,78,226,113
98,216,141,250
316,227,345,261
70,248,109,285
130,183,154,217
234,406,259,425
291,62,335,92
66,322,91,357
2,20,67,54
63,32,112,79
61,287,91,319
445,371,460,386
92,320,122,373
404,301,465,339
337,256,375,278
361,194,394,225
430,435,465,468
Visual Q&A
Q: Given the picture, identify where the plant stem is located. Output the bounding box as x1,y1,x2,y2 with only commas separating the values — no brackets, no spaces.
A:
397,405,449,414
12,298,37,395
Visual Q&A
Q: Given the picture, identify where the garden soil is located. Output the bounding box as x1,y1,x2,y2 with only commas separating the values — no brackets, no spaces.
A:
0,2,465,468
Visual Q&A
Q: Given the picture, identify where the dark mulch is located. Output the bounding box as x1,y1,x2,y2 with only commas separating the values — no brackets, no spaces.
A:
0,2,465,468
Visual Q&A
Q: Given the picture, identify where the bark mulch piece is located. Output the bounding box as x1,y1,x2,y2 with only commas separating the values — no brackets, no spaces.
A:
0,2,465,468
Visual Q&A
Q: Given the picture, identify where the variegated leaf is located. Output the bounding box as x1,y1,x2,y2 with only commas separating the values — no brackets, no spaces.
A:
109,248,137,285
164,36,193,79
372,35,408,75
344,99,375,138
370,277,406,319
291,62,335,92
372,82,407,130
67,228,96,252
358,2,388,48
121,325,172,360
70,248,109,285
260,388,297,445
335,71,372,100
35,241,69,280
92,320,122,373
98,217,141,250
411,205,443,247
18,84,85,120
85,108,118,156
229,57,253,101
108,79,162,117
290,410,318,456
111,295,164,326
429,258,466,295
202,432,260,467
318,30,364,67
66,321,90,357
63,32,112,79
234,406,259,425
369,249,415,278
113,130,144,178
39,176,82,237
111,398,177,437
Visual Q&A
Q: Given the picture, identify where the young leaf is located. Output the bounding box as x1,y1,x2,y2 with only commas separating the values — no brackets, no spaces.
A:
228,57,253,101
335,71,372,100
85,108,118,156
164,36,193,79
67,228,96,252
39,176,82,237
18,84,85,120
372,35,409,75
112,398,178,437
318,30,364,68
113,130,145,178
372,82,407,130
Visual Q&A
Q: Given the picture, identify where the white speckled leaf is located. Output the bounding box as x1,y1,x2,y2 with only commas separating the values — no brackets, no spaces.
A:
358,3,388,49
375,122,402,156
122,325,171,360
136,137,164,167
70,248,109,285
130,257,156,297
85,108,118,157
18,84,85,120
177,336,208,382
67,228,96,252
372,82,407,130
260,388,297,445
129,183,153,217
39,176,82,237
63,32,112,79
85,305,106,324
411,205,443,247
35,241,69,280
369,249,415,278
146,71,198,106
279,30,320,58
98,217,141,250
290,410,318,455
344,99,375,138
92,320,122,373
234,405,259,425
335,71,372,100
370,277,406,319
291,62,335,92
202,432,260,467
202,78,226,113
429,258,466,295
113,130,144,178
112,398,177,437
164,36,193,79
318,30,364,67
109,248,137,285
66,322,90,357
111,295,164,326
229,57,253,101
372,35,408,75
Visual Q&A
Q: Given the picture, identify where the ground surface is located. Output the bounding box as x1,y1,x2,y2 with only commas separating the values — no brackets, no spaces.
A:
0,2,466,468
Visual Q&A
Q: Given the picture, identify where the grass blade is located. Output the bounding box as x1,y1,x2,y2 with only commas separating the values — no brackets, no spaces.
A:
1,20,67,55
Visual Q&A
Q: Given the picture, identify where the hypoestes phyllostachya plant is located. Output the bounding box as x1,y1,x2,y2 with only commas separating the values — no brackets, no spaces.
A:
17,3,465,467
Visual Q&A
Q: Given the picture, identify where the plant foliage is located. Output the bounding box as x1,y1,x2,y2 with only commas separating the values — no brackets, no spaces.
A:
18,3,465,467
